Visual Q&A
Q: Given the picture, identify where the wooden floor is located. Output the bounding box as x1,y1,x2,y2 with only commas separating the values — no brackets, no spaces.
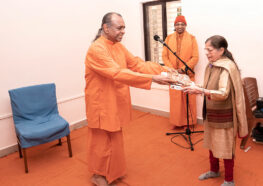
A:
1,109,263,186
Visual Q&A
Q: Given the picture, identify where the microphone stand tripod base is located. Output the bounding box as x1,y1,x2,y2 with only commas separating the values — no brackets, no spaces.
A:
166,128,204,151
156,35,204,150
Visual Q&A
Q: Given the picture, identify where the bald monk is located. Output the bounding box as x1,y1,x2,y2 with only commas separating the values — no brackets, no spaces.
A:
85,12,173,186
162,15,199,129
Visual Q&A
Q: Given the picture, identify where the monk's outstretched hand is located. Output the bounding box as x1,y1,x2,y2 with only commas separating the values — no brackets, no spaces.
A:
152,75,174,85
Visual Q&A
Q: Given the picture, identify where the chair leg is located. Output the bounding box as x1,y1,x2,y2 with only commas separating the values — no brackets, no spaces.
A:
67,134,73,157
240,120,256,149
58,138,62,146
22,148,29,173
18,143,23,158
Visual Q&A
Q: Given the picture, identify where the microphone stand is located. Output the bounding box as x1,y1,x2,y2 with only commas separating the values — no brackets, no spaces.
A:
161,40,203,151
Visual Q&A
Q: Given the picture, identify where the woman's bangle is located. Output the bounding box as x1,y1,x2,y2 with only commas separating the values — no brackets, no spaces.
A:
202,88,205,94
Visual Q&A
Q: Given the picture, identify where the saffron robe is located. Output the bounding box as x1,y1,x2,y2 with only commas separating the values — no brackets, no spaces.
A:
85,36,165,132
162,31,199,126
87,128,125,183
85,36,166,183
203,57,248,159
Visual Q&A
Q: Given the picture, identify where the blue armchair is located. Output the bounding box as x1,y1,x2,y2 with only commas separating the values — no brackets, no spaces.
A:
8,83,72,173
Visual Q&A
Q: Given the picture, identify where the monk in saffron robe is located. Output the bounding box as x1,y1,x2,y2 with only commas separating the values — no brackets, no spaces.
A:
183,35,248,186
162,15,199,128
85,12,173,186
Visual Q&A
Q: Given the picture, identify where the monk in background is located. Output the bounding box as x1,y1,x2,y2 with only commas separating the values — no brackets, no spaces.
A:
85,12,173,186
162,15,199,129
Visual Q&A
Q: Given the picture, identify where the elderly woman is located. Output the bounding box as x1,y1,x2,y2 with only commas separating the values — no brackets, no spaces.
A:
182,35,248,186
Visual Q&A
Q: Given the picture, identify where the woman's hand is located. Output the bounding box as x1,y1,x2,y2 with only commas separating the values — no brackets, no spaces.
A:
182,84,204,95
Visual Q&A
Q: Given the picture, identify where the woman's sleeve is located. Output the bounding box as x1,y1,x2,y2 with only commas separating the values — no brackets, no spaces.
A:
209,69,231,101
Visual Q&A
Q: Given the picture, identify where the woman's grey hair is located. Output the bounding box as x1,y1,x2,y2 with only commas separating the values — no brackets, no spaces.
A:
206,35,240,71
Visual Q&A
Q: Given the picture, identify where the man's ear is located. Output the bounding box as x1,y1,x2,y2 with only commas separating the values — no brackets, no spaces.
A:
103,24,109,34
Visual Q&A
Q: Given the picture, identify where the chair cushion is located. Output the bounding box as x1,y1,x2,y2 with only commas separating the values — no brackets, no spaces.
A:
16,115,70,148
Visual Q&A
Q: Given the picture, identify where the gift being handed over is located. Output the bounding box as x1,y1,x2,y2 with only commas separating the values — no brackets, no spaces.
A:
161,70,194,86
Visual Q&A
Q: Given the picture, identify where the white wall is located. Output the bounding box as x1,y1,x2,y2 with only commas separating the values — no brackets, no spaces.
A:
183,0,263,117
0,0,147,152
1,0,263,152
132,0,263,118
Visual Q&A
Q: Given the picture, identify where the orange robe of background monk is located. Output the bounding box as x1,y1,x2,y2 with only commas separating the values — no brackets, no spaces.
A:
162,15,199,128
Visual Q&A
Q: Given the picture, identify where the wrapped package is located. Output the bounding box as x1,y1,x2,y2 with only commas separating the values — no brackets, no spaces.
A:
161,70,194,90
162,70,193,86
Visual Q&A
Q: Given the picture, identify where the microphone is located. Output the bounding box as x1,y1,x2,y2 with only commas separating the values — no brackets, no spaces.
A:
153,35,166,46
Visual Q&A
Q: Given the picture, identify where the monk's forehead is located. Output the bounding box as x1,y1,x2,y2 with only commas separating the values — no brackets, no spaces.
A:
110,14,125,26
